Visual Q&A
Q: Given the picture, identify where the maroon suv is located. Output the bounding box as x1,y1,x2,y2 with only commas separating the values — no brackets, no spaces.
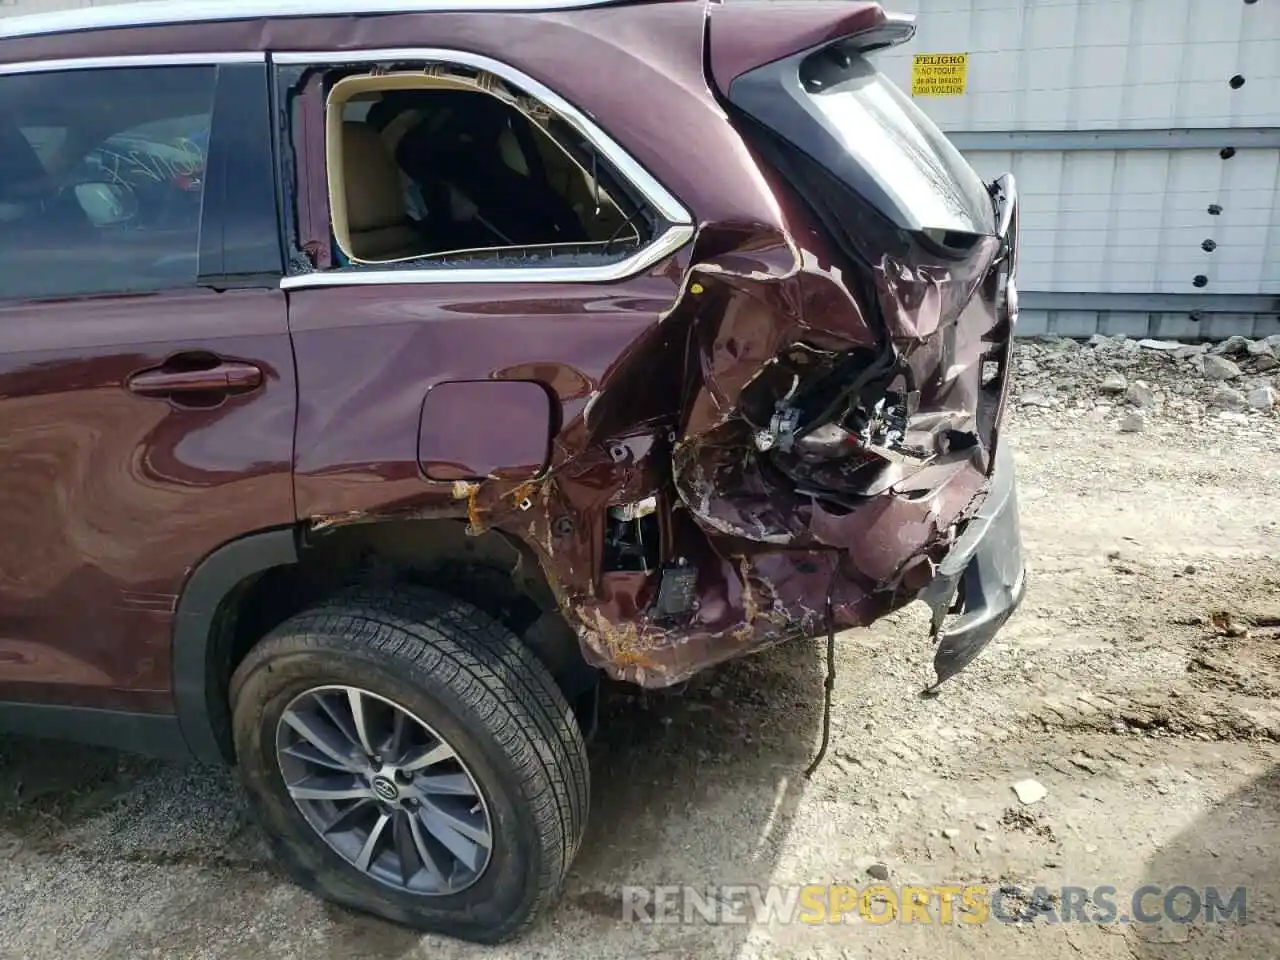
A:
0,0,1024,942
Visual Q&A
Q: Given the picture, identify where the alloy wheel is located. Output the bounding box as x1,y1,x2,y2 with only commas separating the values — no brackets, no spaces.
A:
275,684,493,896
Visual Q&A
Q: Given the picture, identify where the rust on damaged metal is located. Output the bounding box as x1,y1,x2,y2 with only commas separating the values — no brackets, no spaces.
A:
429,215,1010,687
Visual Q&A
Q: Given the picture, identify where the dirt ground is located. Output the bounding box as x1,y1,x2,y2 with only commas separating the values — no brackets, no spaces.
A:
2,407,1279,959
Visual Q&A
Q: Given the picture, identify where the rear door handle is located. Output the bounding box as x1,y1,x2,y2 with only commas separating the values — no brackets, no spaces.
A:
127,358,263,397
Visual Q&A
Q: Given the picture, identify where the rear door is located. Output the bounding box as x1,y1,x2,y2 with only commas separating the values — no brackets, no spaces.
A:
0,55,293,713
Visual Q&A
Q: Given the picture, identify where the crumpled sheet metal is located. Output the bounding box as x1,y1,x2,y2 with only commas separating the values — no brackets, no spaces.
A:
460,222,1004,688
667,238,1001,580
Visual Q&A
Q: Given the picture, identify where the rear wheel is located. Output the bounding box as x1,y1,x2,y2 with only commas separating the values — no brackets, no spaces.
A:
229,585,589,943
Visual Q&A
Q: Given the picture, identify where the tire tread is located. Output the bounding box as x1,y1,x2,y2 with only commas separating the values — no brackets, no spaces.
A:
230,584,588,942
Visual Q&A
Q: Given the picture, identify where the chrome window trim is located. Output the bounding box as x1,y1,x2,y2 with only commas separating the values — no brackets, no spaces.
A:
280,225,694,290
274,47,690,227
0,0,633,41
277,47,694,290
0,52,265,75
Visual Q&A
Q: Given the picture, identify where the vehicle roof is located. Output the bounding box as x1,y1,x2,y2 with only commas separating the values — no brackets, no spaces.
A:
0,0,665,41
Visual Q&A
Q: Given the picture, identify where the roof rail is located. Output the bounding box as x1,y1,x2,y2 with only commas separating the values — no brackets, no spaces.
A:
0,0,646,41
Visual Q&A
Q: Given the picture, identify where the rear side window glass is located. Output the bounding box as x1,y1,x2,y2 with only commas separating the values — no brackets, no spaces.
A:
798,50,994,238
0,65,216,302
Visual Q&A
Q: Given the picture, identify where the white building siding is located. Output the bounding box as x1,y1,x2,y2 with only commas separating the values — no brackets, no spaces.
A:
962,146,1280,296
876,0,1280,132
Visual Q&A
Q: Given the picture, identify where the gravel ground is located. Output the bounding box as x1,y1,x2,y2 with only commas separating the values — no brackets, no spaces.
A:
2,337,1279,960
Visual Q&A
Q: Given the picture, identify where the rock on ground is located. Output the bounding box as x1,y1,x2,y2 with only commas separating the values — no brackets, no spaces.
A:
1211,335,1252,356
1201,355,1243,380
1101,371,1128,394
1012,335,1279,435
1213,385,1247,411
1125,382,1156,408
1248,386,1278,411
1012,778,1049,805
1118,410,1146,433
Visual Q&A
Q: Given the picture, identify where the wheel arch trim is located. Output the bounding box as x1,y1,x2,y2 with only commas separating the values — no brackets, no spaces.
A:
173,525,300,763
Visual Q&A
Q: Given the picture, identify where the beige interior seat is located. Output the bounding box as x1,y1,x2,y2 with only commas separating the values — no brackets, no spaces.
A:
496,125,530,177
338,120,427,262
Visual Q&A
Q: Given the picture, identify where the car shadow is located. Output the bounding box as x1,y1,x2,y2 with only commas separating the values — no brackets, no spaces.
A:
0,638,826,958
558,637,826,953
1131,762,1280,960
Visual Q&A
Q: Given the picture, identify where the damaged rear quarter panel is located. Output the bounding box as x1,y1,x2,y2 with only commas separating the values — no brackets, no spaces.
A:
282,1,1013,686
289,237,1007,688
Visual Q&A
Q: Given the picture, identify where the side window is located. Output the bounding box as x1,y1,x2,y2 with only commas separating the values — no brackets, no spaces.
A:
285,62,663,271
0,65,216,301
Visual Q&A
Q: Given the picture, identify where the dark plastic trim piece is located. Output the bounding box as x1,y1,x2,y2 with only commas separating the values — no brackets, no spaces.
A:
0,702,191,759
172,526,299,763
197,61,285,288
918,439,1026,688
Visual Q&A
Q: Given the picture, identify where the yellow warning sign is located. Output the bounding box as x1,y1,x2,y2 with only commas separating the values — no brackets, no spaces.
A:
911,53,968,97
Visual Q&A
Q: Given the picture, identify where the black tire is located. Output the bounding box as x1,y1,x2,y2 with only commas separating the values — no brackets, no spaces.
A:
229,584,589,943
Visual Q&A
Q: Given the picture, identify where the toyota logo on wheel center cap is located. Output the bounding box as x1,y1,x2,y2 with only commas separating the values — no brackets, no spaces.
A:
371,775,399,802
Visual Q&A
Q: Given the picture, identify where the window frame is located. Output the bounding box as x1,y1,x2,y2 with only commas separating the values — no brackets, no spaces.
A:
272,48,694,291
0,51,282,303
323,70,650,265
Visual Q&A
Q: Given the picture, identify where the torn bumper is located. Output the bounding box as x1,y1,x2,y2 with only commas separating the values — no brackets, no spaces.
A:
917,438,1026,688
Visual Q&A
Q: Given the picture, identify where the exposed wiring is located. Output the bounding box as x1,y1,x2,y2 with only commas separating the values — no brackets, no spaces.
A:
804,560,839,779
